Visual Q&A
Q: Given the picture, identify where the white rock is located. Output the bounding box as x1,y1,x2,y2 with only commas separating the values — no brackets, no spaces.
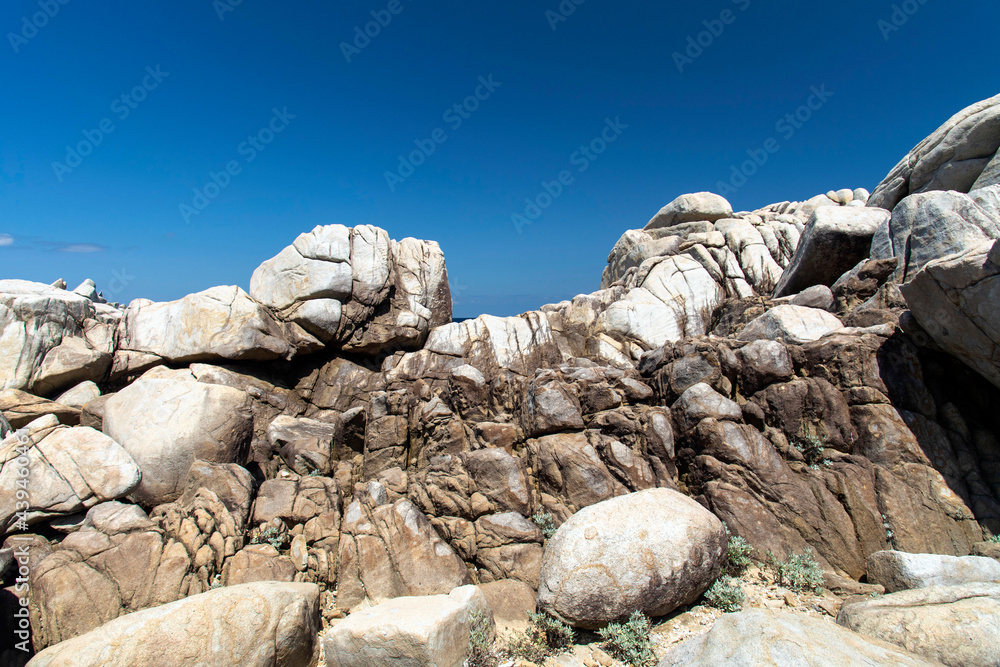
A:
644,192,733,230
26,581,320,667
323,585,491,667
54,381,101,409
0,416,140,534
536,488,726,628
866,550,1000,593
738,305,843,344
102,367,253,505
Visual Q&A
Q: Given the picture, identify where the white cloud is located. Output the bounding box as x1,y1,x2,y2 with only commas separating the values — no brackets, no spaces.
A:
58,243,106,253
0,234,13,247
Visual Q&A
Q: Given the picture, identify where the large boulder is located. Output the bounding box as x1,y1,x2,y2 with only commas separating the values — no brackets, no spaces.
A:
773,206,890,297
871,185,1000,282
0,280,115,394
837,583,1000,667
250,224,451,353
737,305,843,344
536,488,726,629
868,94,1000,211
866,550,1000,592
900,240,1000,389
27,581,319,667
659,609,939,666
0,416,139,535
116,285,320,367
323,585,491,667
102,367,253,505
645,192,733,230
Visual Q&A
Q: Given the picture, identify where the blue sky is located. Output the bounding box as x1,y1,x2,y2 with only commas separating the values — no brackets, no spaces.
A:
2,0,998,317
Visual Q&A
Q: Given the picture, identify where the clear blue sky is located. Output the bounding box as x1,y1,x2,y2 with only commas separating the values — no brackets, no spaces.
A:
2,0,998,317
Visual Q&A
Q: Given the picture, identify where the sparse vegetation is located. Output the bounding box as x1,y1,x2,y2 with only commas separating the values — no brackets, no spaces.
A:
774,549,824,594
465,608,500,667
250,524,286,550
704,576,746,612
532,512,558,539
597,611,657,667
723,533,754,576
501,611,574,663
793,435,831,469
987,534,1000,544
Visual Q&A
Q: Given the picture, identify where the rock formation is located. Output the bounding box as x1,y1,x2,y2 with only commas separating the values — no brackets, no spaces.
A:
2,94,999,666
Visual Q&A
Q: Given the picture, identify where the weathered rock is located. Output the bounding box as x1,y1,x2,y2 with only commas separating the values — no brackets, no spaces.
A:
323,585,491,667
788,284,835,311
901,240,1000,389
866,550,1000,593
0,416,140,535
53,380,101,409
872,185,1000,282
336,487,471,611
530,432,623,513
477,578,537,627
27,582,319,667
0,389,79,428
774,206,891,298
462,448,532,516
838,583,1000,667
103,367,253,506
537,488,726,629
116,285,320,366
659,609,939,666
672,382,742,433
0,280,115,394
645,192,733,230
268,415,338,475
738,305,843,344
735,340,793,394
869,94,1000,211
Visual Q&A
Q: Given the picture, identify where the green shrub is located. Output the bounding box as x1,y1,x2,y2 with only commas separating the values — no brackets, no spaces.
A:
597,611,657,667
704,576,745,612
775,549,824,593
987,534,1000,544
532,512,558,539
724,534,754,576
793,435,831,469
250,524,286,549
465,608,499,667
501,612,574,663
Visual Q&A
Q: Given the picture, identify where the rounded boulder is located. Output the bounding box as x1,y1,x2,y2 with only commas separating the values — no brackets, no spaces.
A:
536,488,726,629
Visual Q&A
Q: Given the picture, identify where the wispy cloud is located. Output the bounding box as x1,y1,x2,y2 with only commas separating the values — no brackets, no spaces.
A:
58,243,107,253
0,234,13,247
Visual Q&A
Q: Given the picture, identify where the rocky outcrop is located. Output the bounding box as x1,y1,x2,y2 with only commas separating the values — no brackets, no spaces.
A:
659,609,939,666
323,585,491,667
0,280,115,395
250,224,451,353
0,416,139,535
869,93,1000,211
901,240,1000,389
838,583,1000,667
644,192,734,230
102,367,253,506
536,489,726,629
866,550,1000,592
27,581,319,667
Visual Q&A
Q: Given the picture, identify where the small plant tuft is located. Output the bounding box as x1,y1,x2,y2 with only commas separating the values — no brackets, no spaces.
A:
501,611,574,663
250,524,286,550
532,512,558,539
465,608,499,667
793,435,831,469
987,534,1000,544
775,549,824,593
597,611,657,667
724,534,754,576
704,576,746,612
